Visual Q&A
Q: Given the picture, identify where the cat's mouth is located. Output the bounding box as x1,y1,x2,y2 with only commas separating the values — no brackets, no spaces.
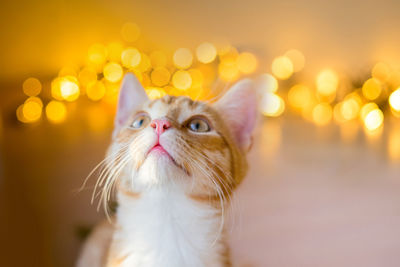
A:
147,143,190,175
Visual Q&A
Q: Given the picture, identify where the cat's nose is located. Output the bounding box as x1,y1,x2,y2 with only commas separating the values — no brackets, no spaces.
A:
150,118,171,135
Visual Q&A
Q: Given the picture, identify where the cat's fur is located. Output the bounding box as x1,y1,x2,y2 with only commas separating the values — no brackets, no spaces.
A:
77,73,257,267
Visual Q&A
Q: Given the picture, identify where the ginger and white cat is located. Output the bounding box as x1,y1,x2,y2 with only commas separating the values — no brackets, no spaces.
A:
77,73,257,267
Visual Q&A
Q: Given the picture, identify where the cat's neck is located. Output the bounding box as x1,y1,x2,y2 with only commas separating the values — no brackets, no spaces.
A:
110,185,227,267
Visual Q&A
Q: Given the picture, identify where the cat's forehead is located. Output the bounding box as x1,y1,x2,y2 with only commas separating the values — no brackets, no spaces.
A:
142,95,211,122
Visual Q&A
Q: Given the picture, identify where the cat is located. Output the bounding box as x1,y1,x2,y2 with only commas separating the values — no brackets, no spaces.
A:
76,73,257,267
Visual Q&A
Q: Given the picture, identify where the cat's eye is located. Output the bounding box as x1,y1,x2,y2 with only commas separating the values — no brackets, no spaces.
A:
131,114,151,129
187,118,210,132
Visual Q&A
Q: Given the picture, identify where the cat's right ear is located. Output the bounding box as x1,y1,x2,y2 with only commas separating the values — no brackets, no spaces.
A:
114,73,148,136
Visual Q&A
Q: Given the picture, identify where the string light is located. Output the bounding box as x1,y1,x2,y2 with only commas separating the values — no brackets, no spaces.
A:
14,20,400,145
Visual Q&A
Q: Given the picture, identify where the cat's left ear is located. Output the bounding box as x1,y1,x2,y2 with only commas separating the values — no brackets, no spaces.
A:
213,79,257,151
113,73,149,136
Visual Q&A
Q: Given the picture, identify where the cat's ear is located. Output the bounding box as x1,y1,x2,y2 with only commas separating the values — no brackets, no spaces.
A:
114,73,148,134
214,79,257,151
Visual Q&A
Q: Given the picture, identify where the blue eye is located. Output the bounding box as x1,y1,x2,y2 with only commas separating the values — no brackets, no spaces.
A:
131,114,150,129
188,118,210,132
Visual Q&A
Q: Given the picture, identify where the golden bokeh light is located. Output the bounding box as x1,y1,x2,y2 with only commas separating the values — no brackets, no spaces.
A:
389,88,400,112
151,67,171,87
46,100,67,123
25,96,43,109
340,98,360,121
103,62,123,83
260,92,285,117
371,62,390,82
271,56,294,80
284,49,305,72
236,52,258,74
218,61,239,82
22,77,42,97
16,104,28,123
362,78,382,101
78,67,97,88
137,53,152,72
22,101,42,122
150,50,167,68
107,42,124,62
288,84,312,110
88,43,108,67
86,81,106,101
172,70,192,90
312,103,332,126
173,48,193,69
60,76,80,102
121,22,140,43
196,42,217,64
316,69,339,97
121,48,141,68
363,108,384,131
360,102,379,120
145,87,167,100
258,73,278,93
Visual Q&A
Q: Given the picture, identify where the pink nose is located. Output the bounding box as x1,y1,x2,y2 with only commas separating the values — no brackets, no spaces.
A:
150,118,171,135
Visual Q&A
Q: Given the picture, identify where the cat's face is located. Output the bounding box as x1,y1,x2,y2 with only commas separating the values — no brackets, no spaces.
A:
104,74,257,201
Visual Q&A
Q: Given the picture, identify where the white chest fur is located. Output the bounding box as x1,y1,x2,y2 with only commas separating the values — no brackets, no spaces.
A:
110,188,226,267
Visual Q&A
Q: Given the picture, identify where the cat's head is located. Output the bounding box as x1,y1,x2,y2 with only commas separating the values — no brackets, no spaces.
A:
104,73,257,200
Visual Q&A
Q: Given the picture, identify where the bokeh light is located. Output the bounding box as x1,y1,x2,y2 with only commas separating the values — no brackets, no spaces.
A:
78,67,98,88
86,81,106,101
340,98,360,121
258,73,278,93
46,101,67,123
316,69,338,98
312,103,332,126
284,49,305,72
388,127,400,162
22,100,42,122
22,77,42,97
172,70,192,90
363,108,384,131
362,78,382,101
60,76,80,102
271,56,293,80
103,62,123,83
288,84,312,110
196,42,217,64
121,48,141,68
145,87,167,100
87,43,108,68
260,92,285,117
25,96,43,108
388,88,400,112
236,52,258,74
173,48,193,69
218,61,239,82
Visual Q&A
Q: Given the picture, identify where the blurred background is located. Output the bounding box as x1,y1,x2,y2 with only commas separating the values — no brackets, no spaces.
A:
1,0,400,266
